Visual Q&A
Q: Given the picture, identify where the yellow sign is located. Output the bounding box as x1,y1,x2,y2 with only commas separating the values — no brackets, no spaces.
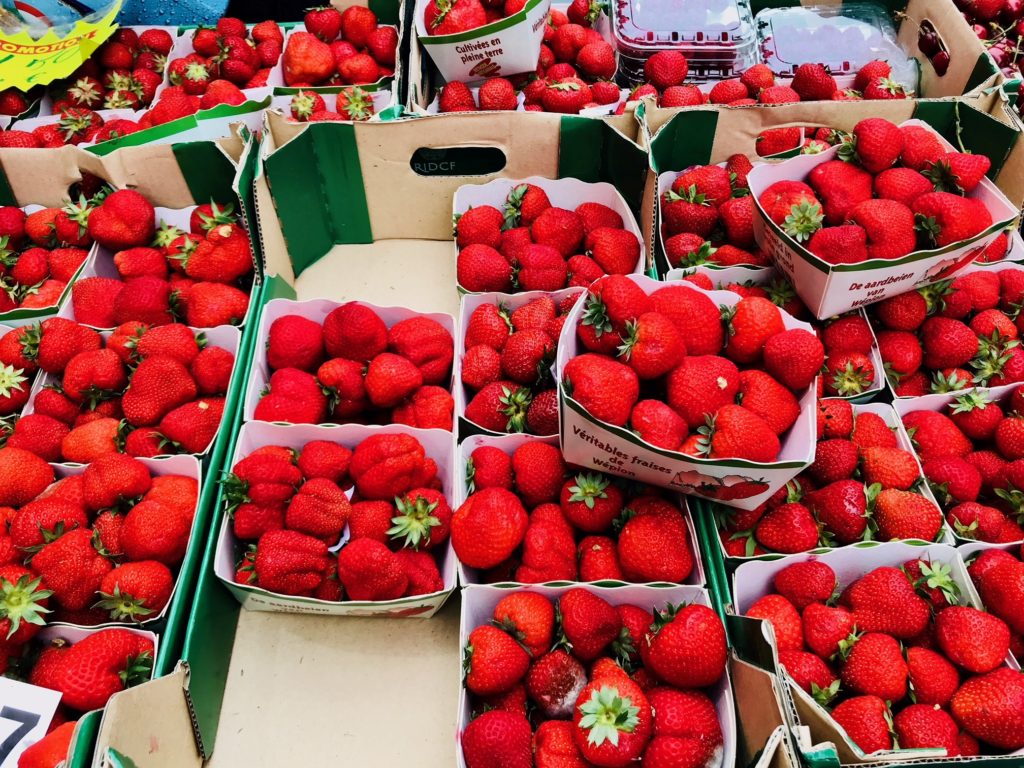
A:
0,0,122,91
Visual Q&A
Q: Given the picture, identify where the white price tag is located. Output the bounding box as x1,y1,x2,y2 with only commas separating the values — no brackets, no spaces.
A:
0,677,61,768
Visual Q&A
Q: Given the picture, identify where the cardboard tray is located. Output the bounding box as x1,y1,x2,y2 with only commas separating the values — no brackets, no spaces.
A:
709,401,953,569
458,583,737,768
454,432,707,587
455,287,582,439
555,273,818,511
746,119,1019,319
242,296,455,425
733,541,1022,765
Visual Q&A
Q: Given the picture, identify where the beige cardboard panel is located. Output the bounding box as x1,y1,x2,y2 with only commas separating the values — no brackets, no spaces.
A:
0,146,84,206
731,657,789,767
987,97,1024,206
295,240,458,315
255,175,296,286
353,114,563,240
95,666,203,768
207,601,460,768
102,144,204,208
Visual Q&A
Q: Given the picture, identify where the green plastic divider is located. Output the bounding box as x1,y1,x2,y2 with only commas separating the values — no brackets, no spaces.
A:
691,499,732,628
67,710,102,768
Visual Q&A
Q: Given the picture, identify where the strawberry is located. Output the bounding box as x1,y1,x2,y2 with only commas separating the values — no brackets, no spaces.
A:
650,284,724,355
952,668,1024,749
723,296,783,364
923,456,981,504
526,650,587,718
157,396,224,453
661,187,718,238
808,160,873,225
81,453,151,512
466,303,511,350
927,151,991,194
801,602,854,658
267,315,324,373
452,488,527,568
43,628,153,711
831,696,893,753
366,26,397,67
808,439,858,484
874,167,933,208
905,646,959,706
282,32,335,85
892,704,959,754
458,244,514,292
708,79,748,104
531,207,584,258
563,354,638,427
577,535,621,581
841,117,903,173
587,227,639,275
618,508,692,582
364,352,423,408
791,63,837,100
525,389,558,435
465,381,532,432
305,6,343,42
122,355,198,426
755,502,819,553
700,404,780,462
424,0,488,34
936,605,1010,673
840,632,908,701
517,504,576,583
464,623,530,696
808,224,869,265
860,447,919,490
462,710,532,768
32,527,112,611
643,50,688,89
915,192,992,247
631,399,686,450
779,650,839,704
511,441,565,508
336,538,409,600
616,312,682,379
641,603,726,687
96,561,173,621
255,368,328,424
457,205,503,249
559,588,621,661
840,566,930,639
774,561,837,609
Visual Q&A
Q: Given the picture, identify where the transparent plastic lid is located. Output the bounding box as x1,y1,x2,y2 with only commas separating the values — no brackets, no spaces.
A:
755,3,914,80
612,0,757,55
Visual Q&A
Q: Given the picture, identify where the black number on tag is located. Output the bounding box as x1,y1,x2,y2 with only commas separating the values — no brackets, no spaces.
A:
0,706,41,762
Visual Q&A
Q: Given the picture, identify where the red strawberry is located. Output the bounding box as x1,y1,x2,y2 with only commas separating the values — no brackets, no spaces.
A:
831,696,893,753
451,488,527,569
462,710,532,768
560,588,621,661
641,603,726,687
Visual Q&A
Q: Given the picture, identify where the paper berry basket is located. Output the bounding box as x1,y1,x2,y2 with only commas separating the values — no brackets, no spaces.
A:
212,420,457,618
555,273,817,511
746,120,1019,320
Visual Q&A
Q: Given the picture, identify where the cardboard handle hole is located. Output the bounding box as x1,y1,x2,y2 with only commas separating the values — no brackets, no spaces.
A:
68,171,111,201
917,20,951,77
409,146,507,177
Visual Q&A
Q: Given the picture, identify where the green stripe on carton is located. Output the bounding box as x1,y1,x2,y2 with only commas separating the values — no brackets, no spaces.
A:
966,51,1000,93
0,165,14,206
648,110,719,174
264,123,371,275
368,0,401,25
67,710,102,768
557,116,648,216
172,143,241,205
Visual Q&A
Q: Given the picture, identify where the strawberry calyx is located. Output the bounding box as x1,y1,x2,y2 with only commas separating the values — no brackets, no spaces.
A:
57,110,95,142
616,319,640,361
836,135,858,165
664,184,709,207
914,213,943,247
994,484,1024,522
0,363,27,399
152,221,185,248
220,471,251,513
675,241,717,268
695,414,717,457
464,457,478,494
119,649,154,687
782,201,824,243
834,629,863,661
291,90,320,121
430,0,455,29
68,77,102,107
810,679,841,707
930,369,971,393
568,473,610,510
198,200,237,231
611,625,637,672
61,195,93,238
502,184,530,229
184,60,210,84
578,685,640,746
94,585,156,621
828,358,873,397
766,278,797,309
907,560,959,605
339,87,374,121
0,574,52,640
728,528,760,557
236,545,257,583
0,236,15,268
387,492,441,549
969,347,1012,384
581,295,613,337
499,385,532,433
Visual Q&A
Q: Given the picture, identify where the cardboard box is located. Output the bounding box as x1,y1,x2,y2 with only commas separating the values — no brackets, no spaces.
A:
453,175,647,292
555,273,817,511
455,287,581,438
455,432,707,586
666,264,885,402
458,583,737,768
733,542,1021,764
213,420,457,617
644,98,1024,290
242,296,455,424
746,119,1019,319
710,402,952,569
414,0,550,84
43,454,203,629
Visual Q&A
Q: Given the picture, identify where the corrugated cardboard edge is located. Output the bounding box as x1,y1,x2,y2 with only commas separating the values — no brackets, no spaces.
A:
93,663,203,768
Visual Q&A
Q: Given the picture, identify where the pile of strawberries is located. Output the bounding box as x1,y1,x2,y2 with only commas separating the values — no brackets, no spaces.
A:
660,159,767,269
281,7,396,87
68,190,252,329
254,303,453,429
561,275,817,461
717,401,942,557
460,589,728,767
455,439,697,583
760,118,996,265
167,18,282,94
423,0,524,36
683,270,881,398
461,293,579,435
903,388,1024,543
0,450,197,626
225,433,448,601
0,318,234,460
870,267,1024,396
456,183,641,293
743,555,1024,755
0,204,90,313
287,87,377,122
966,546,1024,656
